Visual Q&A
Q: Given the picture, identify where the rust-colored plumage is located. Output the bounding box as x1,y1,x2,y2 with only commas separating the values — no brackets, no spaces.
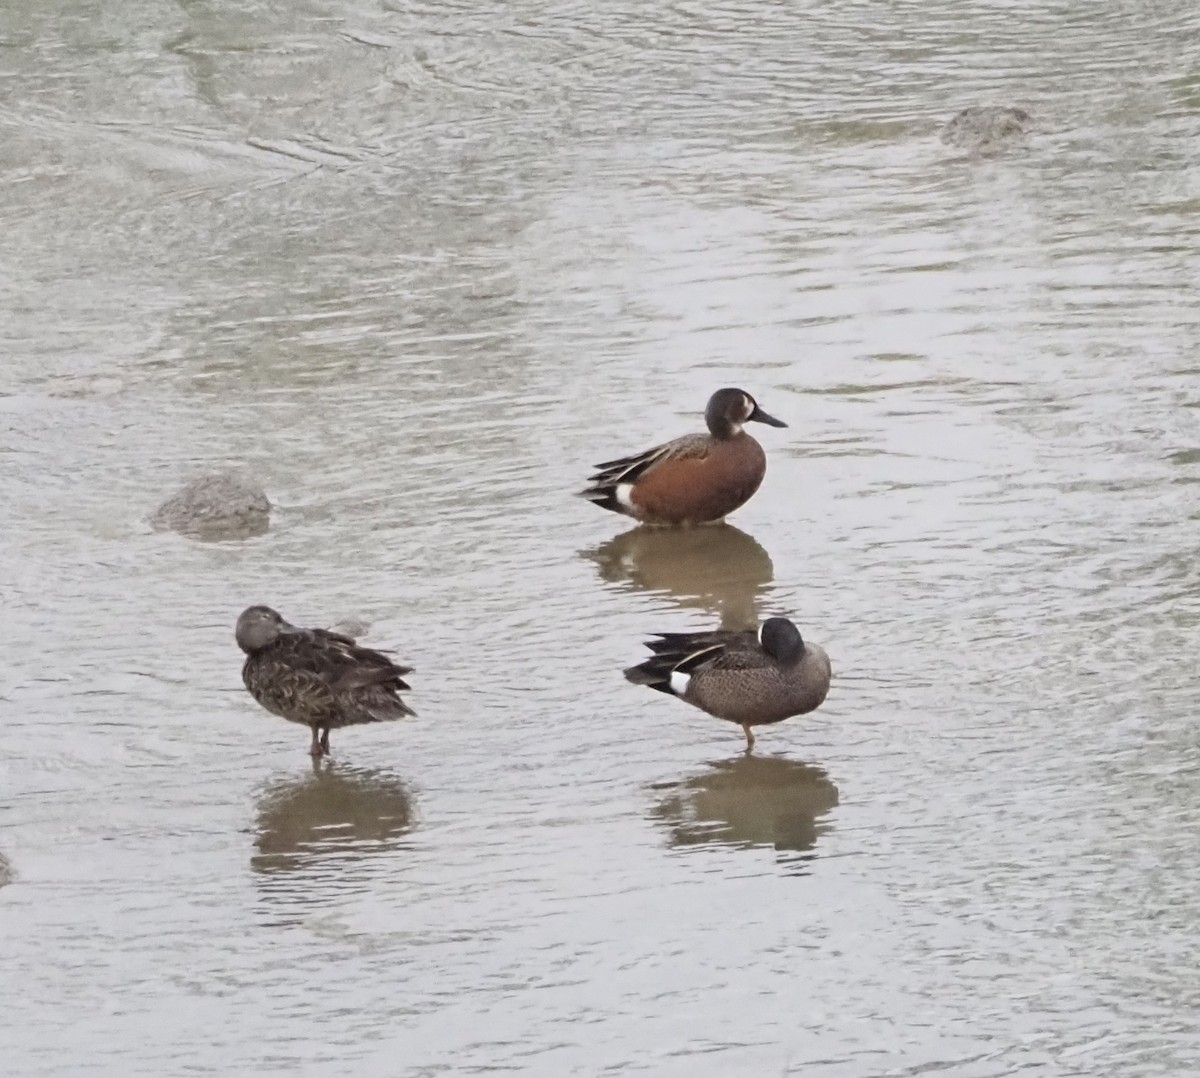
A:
625,617,830,751
236,605,414,757
582,388,786,527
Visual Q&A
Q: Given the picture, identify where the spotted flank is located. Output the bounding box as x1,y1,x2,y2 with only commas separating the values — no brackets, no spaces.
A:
235,605,414,758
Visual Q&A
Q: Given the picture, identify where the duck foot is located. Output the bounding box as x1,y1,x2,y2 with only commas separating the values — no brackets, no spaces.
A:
309,727,331,757
741,723,756,753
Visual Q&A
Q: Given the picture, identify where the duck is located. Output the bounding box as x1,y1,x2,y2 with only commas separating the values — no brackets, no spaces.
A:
582,387,787,527
235,605,414,757
624,616,830,751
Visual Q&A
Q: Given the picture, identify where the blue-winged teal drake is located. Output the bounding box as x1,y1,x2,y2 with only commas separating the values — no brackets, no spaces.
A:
236,606,414,757
582,387,786,527
624,617,830,751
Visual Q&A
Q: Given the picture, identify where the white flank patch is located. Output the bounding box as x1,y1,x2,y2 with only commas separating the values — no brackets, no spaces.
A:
615,482,636,509
757,621,766,647
669,670,691,696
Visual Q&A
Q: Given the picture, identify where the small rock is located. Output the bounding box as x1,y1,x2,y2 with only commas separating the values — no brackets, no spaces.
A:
151,471,271,540
942,105,1032,155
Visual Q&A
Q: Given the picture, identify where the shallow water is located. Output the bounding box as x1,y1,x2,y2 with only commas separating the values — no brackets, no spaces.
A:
3,1,1200,1074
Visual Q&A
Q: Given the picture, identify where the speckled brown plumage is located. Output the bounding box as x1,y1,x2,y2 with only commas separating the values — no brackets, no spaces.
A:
236,605,414,757
625,617,830,751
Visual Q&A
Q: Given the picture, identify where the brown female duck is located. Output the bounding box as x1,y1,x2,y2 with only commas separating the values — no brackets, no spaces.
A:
235,605,414,757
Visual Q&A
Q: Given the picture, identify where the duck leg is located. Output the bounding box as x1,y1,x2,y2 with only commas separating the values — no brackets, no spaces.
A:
319,727,331,756
741,723,756,753
309,726,323,757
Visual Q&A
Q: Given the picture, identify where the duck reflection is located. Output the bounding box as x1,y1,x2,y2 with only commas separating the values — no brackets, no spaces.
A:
252,762,416,877
583,523,774,629
0,852,12,888
650,755,838,859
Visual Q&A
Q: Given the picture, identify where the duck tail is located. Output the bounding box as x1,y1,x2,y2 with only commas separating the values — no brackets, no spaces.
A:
374,695,417,720
581,444,672,514
623,656,677,695
579,480,623,513
357,688,416,722
624,636,727,697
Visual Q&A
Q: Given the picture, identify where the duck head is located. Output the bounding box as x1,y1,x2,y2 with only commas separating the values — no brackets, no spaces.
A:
758,617,805,664
236,605,298,654
705,388,787,439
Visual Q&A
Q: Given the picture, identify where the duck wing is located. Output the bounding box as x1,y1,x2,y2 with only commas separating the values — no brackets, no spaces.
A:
274,629,413,693
624,628,757,692
583,433,711,496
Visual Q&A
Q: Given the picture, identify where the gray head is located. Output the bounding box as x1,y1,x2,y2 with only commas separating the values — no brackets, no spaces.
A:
704,388,787,439
758,617,805,664
235,605,296,654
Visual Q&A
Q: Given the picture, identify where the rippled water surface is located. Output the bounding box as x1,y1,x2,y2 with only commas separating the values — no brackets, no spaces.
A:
3,1,1200,1074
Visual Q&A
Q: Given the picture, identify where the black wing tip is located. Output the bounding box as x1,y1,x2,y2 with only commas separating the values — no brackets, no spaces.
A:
624,662,655,685
630,635,726,680
580,486,624,514
623,660,676,695
642,632,710,654
590,453,640,475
